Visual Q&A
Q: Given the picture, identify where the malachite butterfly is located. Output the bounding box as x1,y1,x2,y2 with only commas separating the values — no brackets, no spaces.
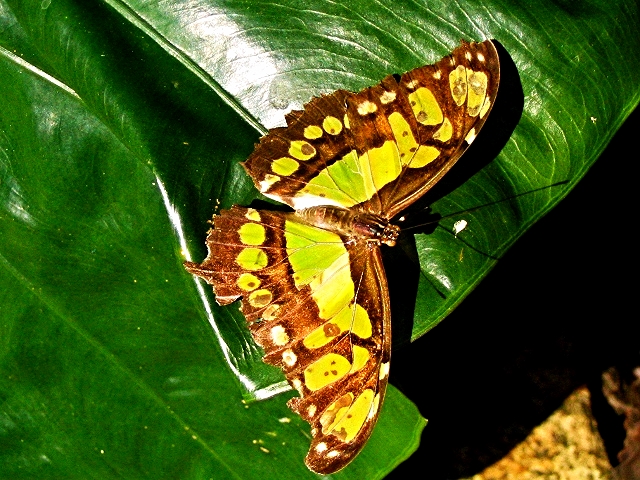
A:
185,39,500,474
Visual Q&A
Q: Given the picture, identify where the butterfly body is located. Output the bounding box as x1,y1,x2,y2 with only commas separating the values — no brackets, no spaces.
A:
186,39,500,474
296,206,400,246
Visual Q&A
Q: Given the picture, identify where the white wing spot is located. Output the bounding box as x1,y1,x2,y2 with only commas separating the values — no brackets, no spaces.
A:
307,404,317,417
465,51,472,61
380,91,397,104
379,362,390,380
316,442,328,452
357,100,377,115
465,128,477,145
405,79,419,89
270,325,289,346
259,174,280,192
282,349,297,367
368,394,380,420
327,451,340,458
477,52,485,62
433,70,442,80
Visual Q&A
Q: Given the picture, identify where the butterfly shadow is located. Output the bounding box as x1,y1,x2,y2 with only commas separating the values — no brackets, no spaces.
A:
385,39,524,349
387,59,640,480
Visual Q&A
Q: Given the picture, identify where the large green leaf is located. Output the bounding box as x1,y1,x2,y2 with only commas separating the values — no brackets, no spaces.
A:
1,0,638,478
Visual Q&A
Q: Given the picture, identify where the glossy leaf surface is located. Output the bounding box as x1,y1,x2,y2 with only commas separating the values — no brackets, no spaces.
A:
1,0,639,477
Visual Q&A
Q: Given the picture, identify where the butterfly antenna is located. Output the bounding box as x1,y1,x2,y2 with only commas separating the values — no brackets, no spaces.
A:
402,180,568,232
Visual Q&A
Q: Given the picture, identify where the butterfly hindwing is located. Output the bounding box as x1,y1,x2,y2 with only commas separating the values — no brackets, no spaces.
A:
185,206,391,473
291,239,390,474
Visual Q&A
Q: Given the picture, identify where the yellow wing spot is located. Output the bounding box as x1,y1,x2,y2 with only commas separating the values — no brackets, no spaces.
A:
271,157,300,176
408,145,440,168
270,325,289,346
307,253,354,320
433,70,442,80
289,140,316,160
245,209,261,221
331,389,375,442
449,64,467,106
480,97,492,119
350,304,372,338
350,345,370,373
236,248,268,271
433,118,453,142
303,302,372,349
477,52,486,62
237,273,261,292
248,289,272,308
262,303,280,320
303,125,323,140
405,79,419,90
259,174,280,192
357,100,377,115
466,70,488,117
343,113,350,129
388,112,440,168
366,140,401,189
307,404,317,417
408,87,444,126
238,222,266,245
379,90,397,104
282,349,297,367
465,127,477,145
379,361,390,380
388,112,417,164
304,353,351,391
322,116,343,135
320,393,353,433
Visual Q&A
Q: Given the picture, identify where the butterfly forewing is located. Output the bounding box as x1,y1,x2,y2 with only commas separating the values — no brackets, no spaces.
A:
243,40,500,221
187,39,500,474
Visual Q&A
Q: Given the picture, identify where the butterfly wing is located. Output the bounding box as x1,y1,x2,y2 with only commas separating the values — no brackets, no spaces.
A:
185,206,391,474
243,39,500,219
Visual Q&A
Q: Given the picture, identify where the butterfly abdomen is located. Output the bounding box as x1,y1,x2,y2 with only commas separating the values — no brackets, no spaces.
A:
297,206,400,246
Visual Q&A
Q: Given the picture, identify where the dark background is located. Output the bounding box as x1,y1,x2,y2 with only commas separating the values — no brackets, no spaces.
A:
388,105,638,478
